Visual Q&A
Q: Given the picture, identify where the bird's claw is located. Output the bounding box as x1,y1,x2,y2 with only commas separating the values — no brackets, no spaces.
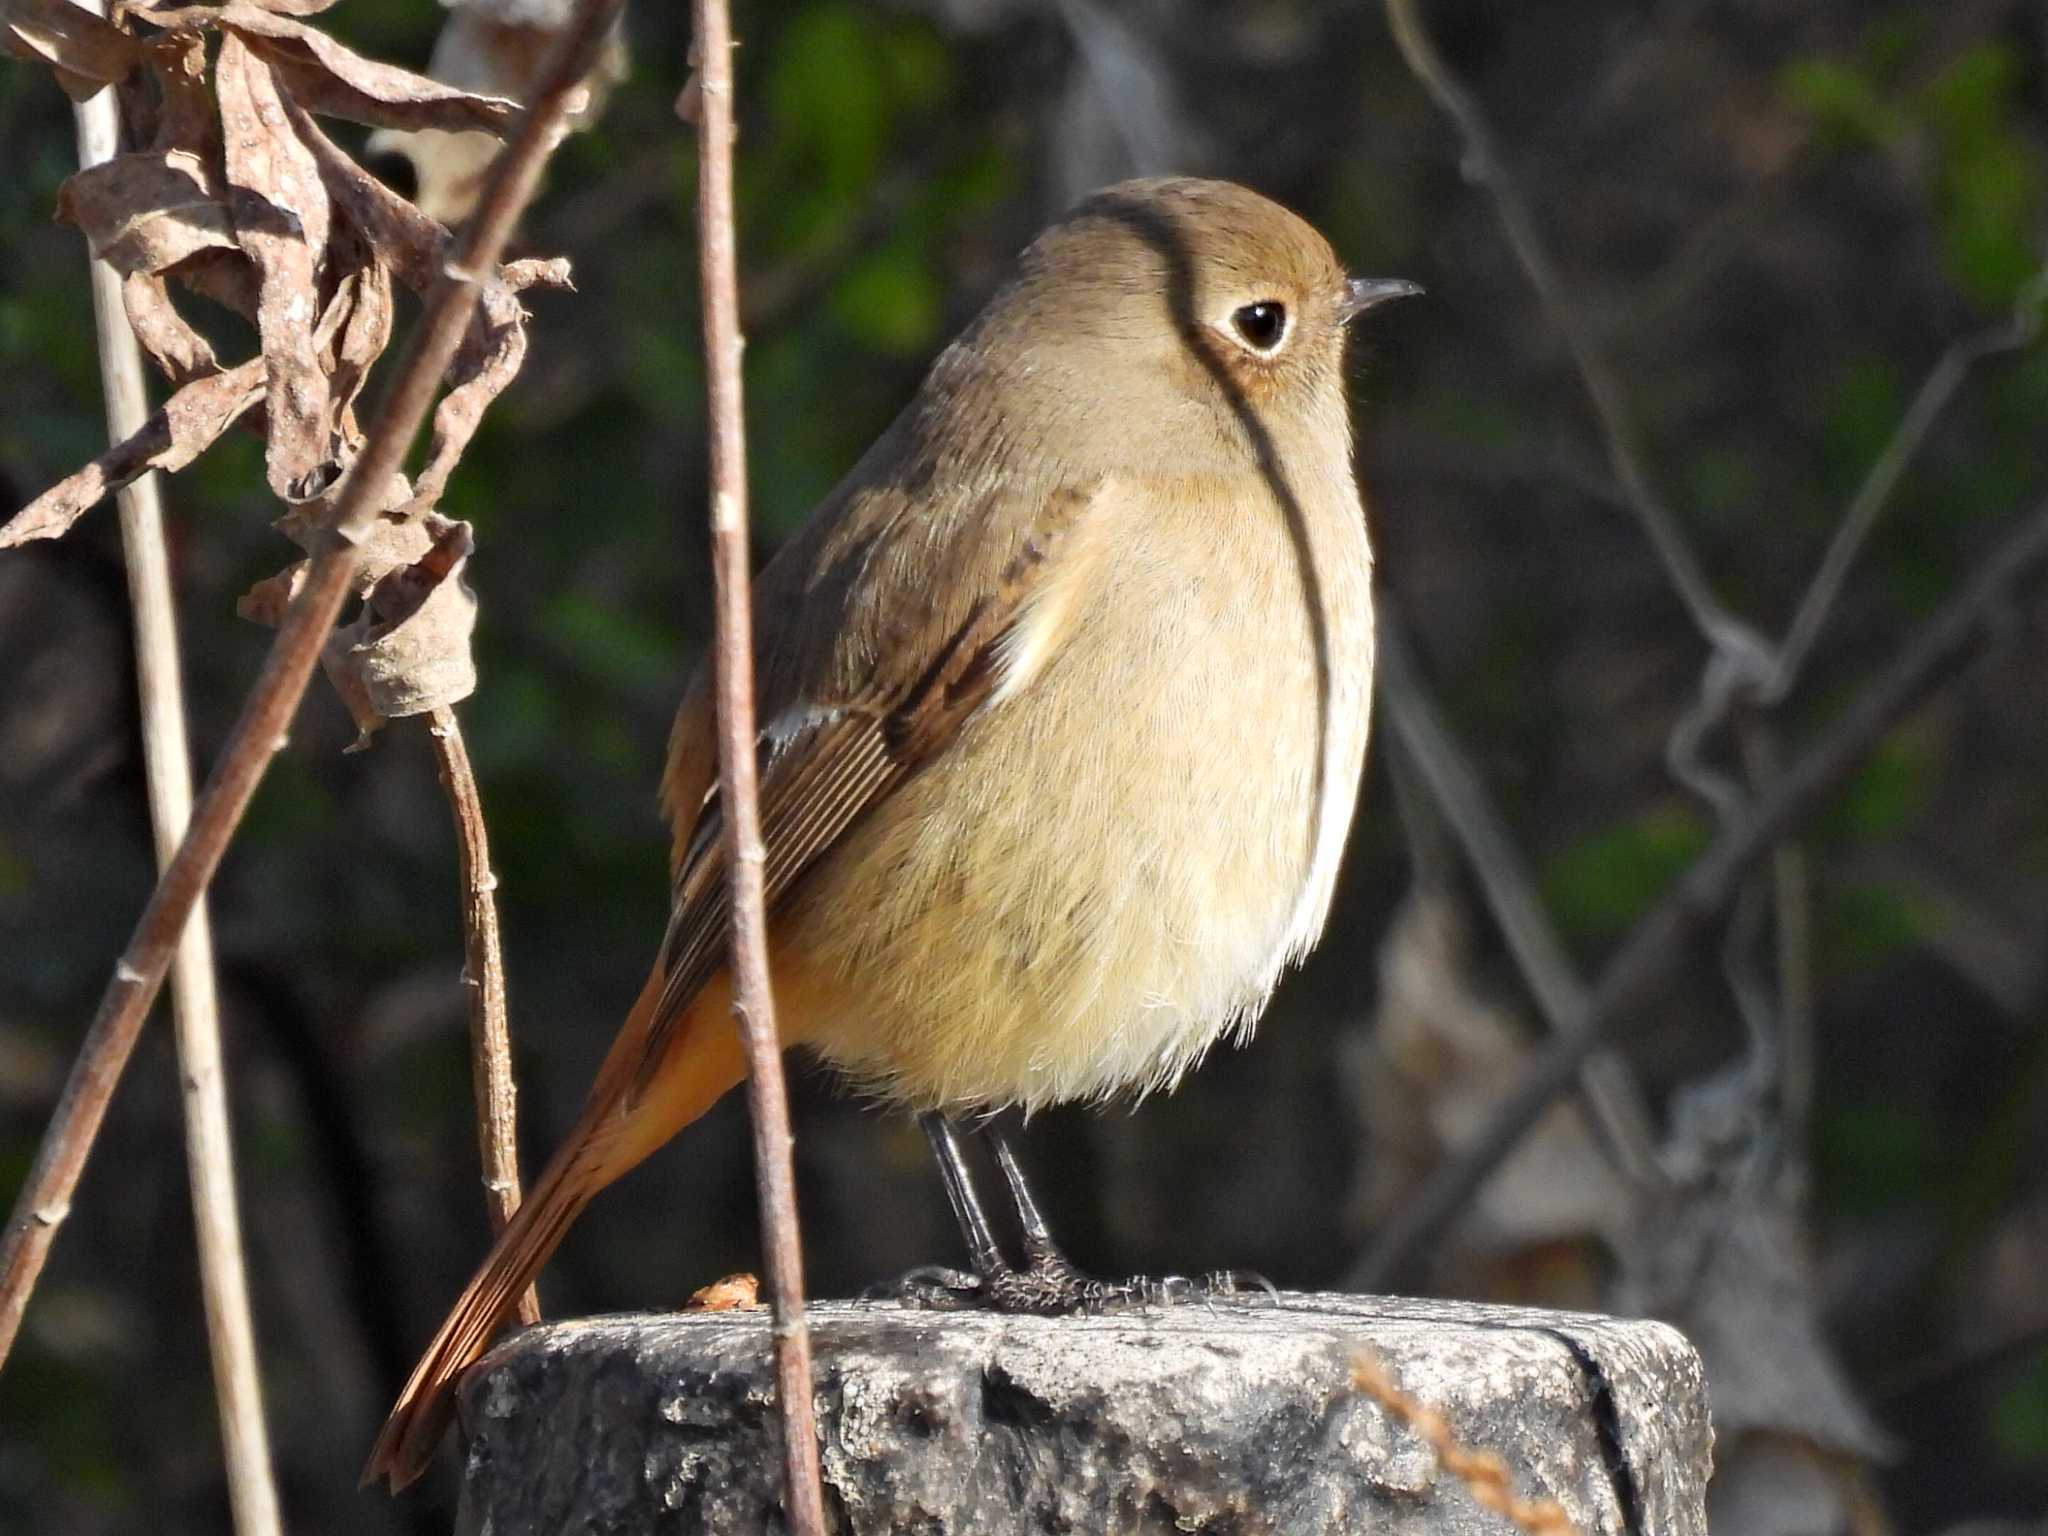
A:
875,1258,1277,1316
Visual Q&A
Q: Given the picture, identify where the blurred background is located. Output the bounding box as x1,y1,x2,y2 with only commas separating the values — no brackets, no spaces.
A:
4,0,2047,1531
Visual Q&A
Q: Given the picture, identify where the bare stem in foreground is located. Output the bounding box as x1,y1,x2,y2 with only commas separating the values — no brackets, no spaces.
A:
70,38,283,1536
0,0,622,1370
1352,495,2048,1289
425,705,539,1326
688,3,828,1530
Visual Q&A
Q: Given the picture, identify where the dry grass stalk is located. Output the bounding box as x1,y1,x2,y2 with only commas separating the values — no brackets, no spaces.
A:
70,22,282,1535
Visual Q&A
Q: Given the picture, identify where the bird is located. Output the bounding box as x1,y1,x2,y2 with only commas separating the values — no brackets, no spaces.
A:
365,175,1417,1491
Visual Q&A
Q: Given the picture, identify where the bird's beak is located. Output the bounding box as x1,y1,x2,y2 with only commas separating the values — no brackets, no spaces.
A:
1338,276,1424,323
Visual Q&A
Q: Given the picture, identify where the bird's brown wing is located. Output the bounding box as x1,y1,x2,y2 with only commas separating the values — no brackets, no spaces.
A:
631,473,1107,1098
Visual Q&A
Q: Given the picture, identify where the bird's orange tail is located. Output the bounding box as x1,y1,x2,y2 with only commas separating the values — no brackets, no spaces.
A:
363,968,749,1491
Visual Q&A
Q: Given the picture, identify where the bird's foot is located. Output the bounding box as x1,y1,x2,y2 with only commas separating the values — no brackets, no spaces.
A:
864,1264,985,1310
870,1257,1278,1316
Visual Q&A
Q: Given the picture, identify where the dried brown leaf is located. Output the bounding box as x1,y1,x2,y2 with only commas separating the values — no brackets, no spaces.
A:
321,514,478,745
407,281,528,513
1352,891,1635,1254
235,557,306,626
142,27,217,152
57,148,237,274
363,513,471,630
319,236,395,450
287,95,449,292
172,247,262,321
0,357,265,547
212,0,344,15
3,0,144,98
121,270,221,385
248,478,476,741
217,31,333,501
1616,1068,1894,1463
317,626,384,744
244,501,473,751
138,3,520,135
500,255,574,293
685,1273,761,1311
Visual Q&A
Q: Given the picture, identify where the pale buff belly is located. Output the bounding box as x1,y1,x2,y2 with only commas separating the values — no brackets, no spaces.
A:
780,504,1373,1113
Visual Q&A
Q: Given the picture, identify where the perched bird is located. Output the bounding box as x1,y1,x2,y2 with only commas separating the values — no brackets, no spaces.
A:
366,176,1416,1490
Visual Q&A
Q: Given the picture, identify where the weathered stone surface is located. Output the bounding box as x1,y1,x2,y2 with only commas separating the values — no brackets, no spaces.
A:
453,1292,1711,1534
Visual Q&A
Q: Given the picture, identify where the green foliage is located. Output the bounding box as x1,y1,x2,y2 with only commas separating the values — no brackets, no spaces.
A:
1992,1361,2048,1465
1921,45,2045,308
1684,446,1762,527
542,591,677,691
10,1352,132,1508
1815,1094,1940,1219
831,238,942,355
1541,802,1710,940
1821,354,1905,482
758,4,953,239
1783,32,2046,309
1818,880,1929,973
0,830,27,898
1779,58,1908,149
1820,722,1939,842
237,753,340,848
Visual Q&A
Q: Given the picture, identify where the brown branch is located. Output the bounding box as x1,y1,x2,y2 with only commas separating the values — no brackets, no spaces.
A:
1351,495,2048,1290
71,40,283,1536
687,4,827,1531
0,0,622,1370
423,705,538,1326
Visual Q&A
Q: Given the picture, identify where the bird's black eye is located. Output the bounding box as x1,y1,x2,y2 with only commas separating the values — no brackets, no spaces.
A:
1231,300,1287,352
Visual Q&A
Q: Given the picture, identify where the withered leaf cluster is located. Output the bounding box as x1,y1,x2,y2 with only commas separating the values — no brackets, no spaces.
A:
364,0,628,223
2,0,577,738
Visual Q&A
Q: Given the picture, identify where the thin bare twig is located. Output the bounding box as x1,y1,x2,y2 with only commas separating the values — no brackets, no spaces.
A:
1667,260,2048,811
1766,261,2048,699
688,4,827,1532
423,705,538,1326
1382,0,1771,683
1351,495,2048,1289
1734,716,1815,1166
0,0,621,1369
1375,615,1666,1190
71,34,283,1536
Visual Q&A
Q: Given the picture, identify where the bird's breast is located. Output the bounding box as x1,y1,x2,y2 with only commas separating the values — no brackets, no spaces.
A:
787,469,1374,1112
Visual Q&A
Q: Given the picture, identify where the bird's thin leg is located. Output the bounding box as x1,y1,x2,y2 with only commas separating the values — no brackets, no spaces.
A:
920,1111,1007,1277
982,1121,1279,1312
872,1115,1275,1314
983,1124,1077,1277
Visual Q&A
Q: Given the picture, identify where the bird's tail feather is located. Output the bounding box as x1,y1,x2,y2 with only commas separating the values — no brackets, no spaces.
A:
363,968,749,1492
360,1123,599,1491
